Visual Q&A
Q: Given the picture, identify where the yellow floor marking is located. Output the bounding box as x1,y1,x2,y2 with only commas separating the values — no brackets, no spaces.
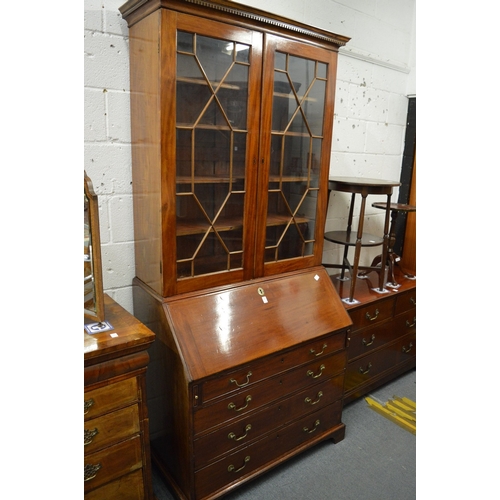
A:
398,396,416,411
365,396,416,435
390,398,415,412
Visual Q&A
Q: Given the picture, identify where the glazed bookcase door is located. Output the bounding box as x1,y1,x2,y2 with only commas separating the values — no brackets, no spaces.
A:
167,13,263,295
255,34,337,277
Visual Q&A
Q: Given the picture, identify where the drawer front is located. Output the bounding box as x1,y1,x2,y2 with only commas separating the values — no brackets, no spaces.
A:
393,309,416,336
200,331,346,404
193,374,344,469
84,377,138,420
348,322,396,361
84,435,143,492
194,351,346,435
344,345,400,393
394,289,416,316
194,401,342,499
84,469,144,500
396,332,416,364
348,307,416,361
348,298,395,332
84,404,140,454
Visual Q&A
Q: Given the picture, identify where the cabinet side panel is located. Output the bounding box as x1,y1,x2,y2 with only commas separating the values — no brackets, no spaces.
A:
129,12,163,294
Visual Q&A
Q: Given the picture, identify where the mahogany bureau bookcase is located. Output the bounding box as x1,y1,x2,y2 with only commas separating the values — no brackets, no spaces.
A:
84,295,156,499
119,0,352,498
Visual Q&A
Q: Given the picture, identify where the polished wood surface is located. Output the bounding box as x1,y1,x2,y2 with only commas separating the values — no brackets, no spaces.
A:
134,267,352,500
330,269,416,403
84,295,155,499
165,268,352,381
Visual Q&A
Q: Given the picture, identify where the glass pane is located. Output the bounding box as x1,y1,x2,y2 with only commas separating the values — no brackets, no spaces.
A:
175,31,250,280
266,51,328,264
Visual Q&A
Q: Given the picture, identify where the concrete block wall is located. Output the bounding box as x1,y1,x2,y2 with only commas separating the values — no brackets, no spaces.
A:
84,0,416,313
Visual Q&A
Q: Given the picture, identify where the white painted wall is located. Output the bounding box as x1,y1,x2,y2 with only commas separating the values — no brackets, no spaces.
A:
84,0,416,313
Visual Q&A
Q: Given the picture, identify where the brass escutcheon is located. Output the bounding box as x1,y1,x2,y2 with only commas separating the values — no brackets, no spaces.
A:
84,463,102,482
228,395,252,412
307,364,325,379
230,371,252,387
228,424,252,441
84,428,99,446
228,456,250,473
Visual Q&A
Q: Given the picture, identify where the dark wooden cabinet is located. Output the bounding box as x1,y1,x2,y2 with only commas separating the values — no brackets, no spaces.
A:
84,295,155,499
134,266,351,500
119,0,349,298
331,270,416,404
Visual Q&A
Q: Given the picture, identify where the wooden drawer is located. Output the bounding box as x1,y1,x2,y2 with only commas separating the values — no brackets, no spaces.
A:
344,345,400,393
394,288,416,316
84,469,145,500
84,377,138,420
199,331,346,404
193,374,344,469
348,297,395,332
396,332,416,364
194,400,343,499
84,435,143,492
348,307,416,361
347,321,396,361
84,404,140,454
194,351,346,435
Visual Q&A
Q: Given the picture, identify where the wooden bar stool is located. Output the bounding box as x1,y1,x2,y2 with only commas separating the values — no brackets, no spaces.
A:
369,202,416,287
323,176,400,304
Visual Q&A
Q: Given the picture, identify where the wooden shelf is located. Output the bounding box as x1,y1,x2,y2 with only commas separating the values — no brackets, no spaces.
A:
177,216,244,236
177,76,243,90
176,176,245,184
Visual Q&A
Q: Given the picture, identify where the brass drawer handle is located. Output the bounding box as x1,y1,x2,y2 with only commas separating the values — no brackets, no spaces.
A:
228,424,252,442
84,428,99,446
362,334,376,347
365,309,379,321
228,456,250,473
230,371,252,388
359,362,372,375
410,297,416,306
307,364,325,379
303,419,320,434
84,398,95,415
402,342,413,354
406,317,416,328
228,395,252,412
84,463,102,482
305,391,323,406
310,343,327,357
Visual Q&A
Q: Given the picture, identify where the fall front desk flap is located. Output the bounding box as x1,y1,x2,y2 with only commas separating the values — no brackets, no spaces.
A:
162,266,352,381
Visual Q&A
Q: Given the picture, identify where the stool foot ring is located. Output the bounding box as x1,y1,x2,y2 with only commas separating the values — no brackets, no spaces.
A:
385,282,401,289
342,297,360,305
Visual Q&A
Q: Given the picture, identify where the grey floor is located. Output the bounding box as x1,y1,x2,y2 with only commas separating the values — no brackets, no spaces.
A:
152,369,416,500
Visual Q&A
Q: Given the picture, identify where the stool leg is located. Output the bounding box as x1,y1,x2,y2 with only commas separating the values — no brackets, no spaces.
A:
340,193,356,281
377,194,392,292
348,193,367,303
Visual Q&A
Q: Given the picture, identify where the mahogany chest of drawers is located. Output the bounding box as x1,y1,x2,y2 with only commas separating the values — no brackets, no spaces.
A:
84,295,155,499
331,269,416,404
133,266,352,500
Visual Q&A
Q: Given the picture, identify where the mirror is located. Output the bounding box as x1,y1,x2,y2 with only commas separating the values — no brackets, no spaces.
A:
84,171,105,323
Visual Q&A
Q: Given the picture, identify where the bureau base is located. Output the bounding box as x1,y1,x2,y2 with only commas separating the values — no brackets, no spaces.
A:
133,267,352,500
